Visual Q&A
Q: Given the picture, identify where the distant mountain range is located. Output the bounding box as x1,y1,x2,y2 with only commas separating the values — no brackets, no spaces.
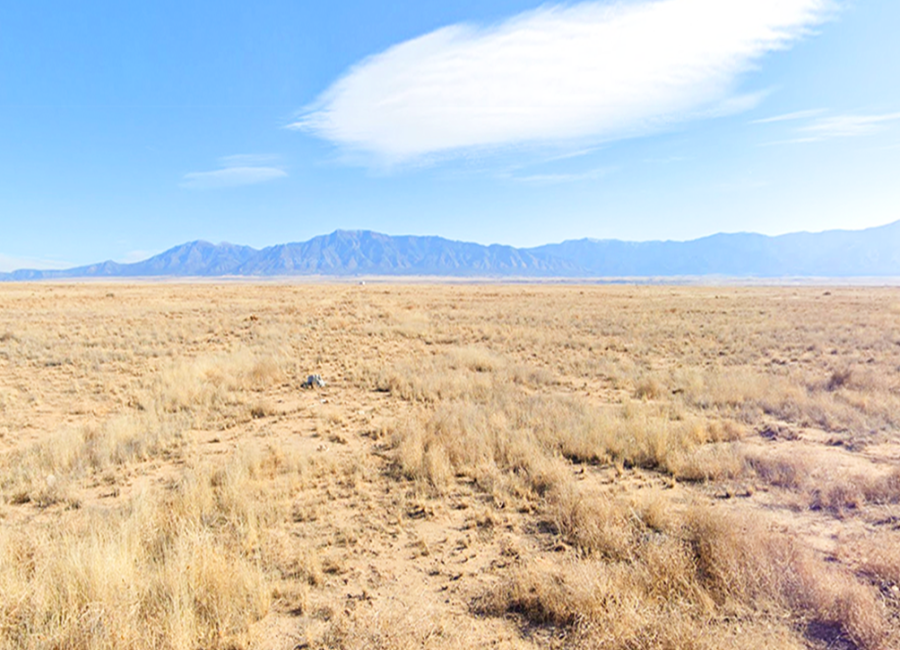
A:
4,221,900,280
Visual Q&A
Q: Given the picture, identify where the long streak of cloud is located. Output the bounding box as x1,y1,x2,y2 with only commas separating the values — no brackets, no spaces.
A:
0,254,71,273
751,108,827,124
757,111,900,145
800,112,900,140
290,0,834,163
181,155,287,190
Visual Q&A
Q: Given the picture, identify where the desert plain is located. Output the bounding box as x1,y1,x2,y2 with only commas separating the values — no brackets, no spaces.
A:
1,282,899,649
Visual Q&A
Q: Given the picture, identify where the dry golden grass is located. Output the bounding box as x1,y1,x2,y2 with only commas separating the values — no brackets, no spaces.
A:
482,502,888,650
0,283,898,649
0,454,272,649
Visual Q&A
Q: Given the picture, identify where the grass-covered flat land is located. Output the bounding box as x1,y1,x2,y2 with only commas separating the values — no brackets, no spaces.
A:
1,283,899,649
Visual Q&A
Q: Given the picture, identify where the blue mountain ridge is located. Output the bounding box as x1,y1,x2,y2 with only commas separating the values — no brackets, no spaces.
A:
3,221,899,280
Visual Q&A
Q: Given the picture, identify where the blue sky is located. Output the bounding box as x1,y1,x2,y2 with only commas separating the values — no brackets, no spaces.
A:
1,0,898,270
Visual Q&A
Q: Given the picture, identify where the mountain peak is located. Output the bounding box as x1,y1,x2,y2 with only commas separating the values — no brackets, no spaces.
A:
3,221,900,280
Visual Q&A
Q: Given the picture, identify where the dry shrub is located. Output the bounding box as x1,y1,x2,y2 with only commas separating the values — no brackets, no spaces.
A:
843,531,900,587
545,485,639,561
861,467,900,504
484,504,889,649
148,350,286,416
0,454,274,649
672,366,895,434
744,453,900,514
807,467,900,515
682,507,797,608
375,346,554,403
675,368,795,411
668,442,746,482
477,558,596,628
743,450,812,489
610,402,730,472
376,358,494,403
393,392,731,497
2,427,84,506
392,395,574,498
683,507,887,649
1,409,186,507
480,556,722,650
6,284,900,650
630,487,678,532
445,345,507,373
264,531,322,617
378,309,432,340
827,368,854,391
388,351,738,499
0,350,292,506
507,363,556,386
635,376,665,400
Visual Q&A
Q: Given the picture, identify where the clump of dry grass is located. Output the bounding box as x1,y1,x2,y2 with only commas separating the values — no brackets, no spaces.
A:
0,453,274,650
1,350,288,507
389,354,743,500
743,451,900,514
544,485,640,561
743,450,812,490
806,467,900,515
145,349,287,418
483,502,889,650
648,361,900,438
1,408,186,507
666,441,746,482
841,530,900,590
634,375,665,400
373,345,554,403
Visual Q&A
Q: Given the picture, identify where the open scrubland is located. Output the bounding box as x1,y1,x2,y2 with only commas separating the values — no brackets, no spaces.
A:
1,282,899,649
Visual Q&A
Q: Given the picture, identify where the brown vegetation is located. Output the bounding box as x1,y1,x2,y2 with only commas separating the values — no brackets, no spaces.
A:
0,283,898,649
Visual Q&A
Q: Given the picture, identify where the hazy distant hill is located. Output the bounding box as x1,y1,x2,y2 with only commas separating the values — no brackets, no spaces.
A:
1,241,258,280
528,220,900,276
3,221,900,280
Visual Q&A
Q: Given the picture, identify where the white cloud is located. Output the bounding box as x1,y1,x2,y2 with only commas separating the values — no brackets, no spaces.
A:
751,108,826,124
219,154,282,166
181,155,287,189
291,0,834,164
0,254,71,273
507,166,617,185
643,155,692,164
800,112,900,140
758,111,900,144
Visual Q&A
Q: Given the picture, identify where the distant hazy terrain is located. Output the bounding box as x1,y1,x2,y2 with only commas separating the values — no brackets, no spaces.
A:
4,220,900,280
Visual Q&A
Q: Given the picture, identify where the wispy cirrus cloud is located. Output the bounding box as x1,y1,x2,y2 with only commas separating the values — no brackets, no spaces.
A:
504,166,617,185
290,0,835,165
181,155,287,190
757,110,900,144
218,154,282,167
800,112,900,140
751,108,827,124
644,156,692,164
0,253,71,273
